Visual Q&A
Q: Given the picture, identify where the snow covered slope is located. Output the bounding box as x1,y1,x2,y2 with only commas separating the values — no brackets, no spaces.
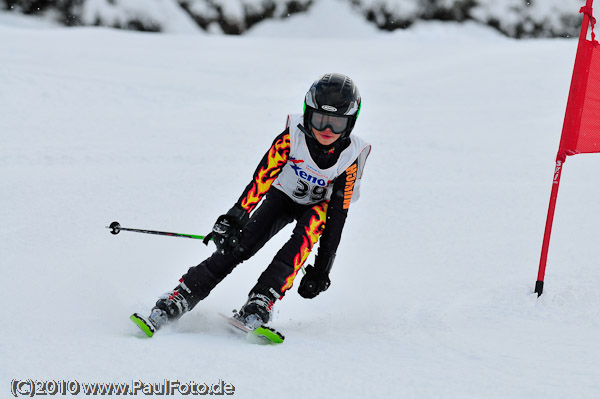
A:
1,13,600,399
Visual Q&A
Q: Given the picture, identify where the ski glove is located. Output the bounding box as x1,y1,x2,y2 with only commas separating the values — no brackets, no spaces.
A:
298,254,335,298
298,265,331,298
298,265,331,299
203,205,249,255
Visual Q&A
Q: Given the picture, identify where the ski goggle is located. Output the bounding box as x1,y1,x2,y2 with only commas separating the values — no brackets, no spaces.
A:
310,111,350,134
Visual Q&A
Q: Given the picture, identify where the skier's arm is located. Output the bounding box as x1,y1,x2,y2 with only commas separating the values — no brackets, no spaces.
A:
205,131,291,254
318,158,359,262
298,159,359,298
232,130,291,216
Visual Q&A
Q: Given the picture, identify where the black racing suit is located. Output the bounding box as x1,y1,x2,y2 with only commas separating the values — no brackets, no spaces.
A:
181,128,360,300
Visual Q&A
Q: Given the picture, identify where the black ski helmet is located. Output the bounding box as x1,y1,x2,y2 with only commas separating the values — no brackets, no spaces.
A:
303,73,361,140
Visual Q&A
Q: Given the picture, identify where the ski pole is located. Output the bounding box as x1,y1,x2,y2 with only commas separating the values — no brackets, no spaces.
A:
106,221,209,241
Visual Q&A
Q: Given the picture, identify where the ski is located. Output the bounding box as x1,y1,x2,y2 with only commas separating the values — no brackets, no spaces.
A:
130,313,157,338
218,313,285,344
130,312,284,344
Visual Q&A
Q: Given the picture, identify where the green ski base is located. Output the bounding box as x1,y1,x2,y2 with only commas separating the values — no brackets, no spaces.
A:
219,312,285,344
253,326,285,344
130,313,155,338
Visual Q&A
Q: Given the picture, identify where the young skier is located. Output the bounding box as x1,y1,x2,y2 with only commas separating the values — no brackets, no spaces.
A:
132,73,371,336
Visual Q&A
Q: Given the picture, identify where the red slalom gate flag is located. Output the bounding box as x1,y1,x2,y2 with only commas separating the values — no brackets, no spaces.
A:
535,0,600,296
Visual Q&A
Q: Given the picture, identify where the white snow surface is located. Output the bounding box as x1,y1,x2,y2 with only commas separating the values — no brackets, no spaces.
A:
2,9,600,399
80,0,202,33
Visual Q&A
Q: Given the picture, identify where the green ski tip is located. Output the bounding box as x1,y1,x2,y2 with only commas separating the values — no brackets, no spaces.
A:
253,326,285,344
130,314,155,338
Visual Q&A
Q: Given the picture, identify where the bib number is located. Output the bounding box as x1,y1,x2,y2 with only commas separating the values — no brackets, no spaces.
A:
293,179,327,202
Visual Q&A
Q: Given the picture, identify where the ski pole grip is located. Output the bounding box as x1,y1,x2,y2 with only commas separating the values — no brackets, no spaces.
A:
109,221,121,235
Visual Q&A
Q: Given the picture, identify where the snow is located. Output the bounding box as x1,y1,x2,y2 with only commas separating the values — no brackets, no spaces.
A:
80,0,202,33
0,10,60,29
2,6,600,399
246,0,381,37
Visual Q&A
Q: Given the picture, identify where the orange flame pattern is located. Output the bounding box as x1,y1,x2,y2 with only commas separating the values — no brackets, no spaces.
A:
280,202,328,293
240,134,291,212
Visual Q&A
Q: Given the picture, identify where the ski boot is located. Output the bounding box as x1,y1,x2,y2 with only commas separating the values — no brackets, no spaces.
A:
226,286,285,344
233,286,279,330
131,280,200,337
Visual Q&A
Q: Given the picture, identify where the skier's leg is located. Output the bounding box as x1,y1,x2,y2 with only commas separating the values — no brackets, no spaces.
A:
237,202,328,326
148,189,295,329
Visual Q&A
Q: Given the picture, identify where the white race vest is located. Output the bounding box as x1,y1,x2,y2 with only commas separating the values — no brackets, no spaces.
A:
272,114,371,205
